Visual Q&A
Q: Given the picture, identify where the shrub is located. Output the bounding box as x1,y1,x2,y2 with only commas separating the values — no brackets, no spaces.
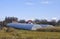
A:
37,27,60,32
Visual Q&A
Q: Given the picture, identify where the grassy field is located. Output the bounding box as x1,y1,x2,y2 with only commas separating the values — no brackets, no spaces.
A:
0,27,60,39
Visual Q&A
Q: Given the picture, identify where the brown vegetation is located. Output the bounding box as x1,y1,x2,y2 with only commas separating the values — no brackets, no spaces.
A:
0,27,60,39
37,27,60,32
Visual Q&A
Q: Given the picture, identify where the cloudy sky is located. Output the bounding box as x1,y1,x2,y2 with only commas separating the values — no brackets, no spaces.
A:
0,0,60,20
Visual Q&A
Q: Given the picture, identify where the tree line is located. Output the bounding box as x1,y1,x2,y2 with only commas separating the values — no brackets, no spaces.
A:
0,17,60,27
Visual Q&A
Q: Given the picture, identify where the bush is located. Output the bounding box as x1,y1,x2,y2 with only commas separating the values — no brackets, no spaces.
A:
37,27,60,32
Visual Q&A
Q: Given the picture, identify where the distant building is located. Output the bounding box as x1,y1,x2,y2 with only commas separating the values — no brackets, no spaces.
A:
26,20,33,24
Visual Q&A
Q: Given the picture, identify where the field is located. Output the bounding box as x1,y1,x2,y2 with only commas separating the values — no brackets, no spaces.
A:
0,27,60,39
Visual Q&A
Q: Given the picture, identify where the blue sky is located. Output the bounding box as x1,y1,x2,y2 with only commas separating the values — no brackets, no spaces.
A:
0,0,60,20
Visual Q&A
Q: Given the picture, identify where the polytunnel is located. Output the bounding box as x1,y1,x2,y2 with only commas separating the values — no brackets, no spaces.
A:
40,24,54,28
7,23,42,30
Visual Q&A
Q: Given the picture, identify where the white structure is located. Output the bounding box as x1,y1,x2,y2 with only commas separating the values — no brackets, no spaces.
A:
7,23,54,30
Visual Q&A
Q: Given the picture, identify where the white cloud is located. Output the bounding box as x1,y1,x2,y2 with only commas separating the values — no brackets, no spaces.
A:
52,17,57,20
40,1,49,4
25,2,34,5
24,0,51,5
41,1,48,4
24,0,34,5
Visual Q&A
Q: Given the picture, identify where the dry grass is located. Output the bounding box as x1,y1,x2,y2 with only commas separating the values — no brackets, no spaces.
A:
0,26,60,39
37,26,60,32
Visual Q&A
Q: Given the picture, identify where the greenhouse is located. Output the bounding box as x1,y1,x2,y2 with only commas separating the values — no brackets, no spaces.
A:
7,23,54,30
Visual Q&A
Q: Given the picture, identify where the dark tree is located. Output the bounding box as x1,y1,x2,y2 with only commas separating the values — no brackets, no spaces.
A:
4,17,18,23
2,17,18,27
0,21,3,29
18,20,26,23
39,19,48,24
56,20,60,26
34,19,48,24
34,19,40,24
48,20,56,26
